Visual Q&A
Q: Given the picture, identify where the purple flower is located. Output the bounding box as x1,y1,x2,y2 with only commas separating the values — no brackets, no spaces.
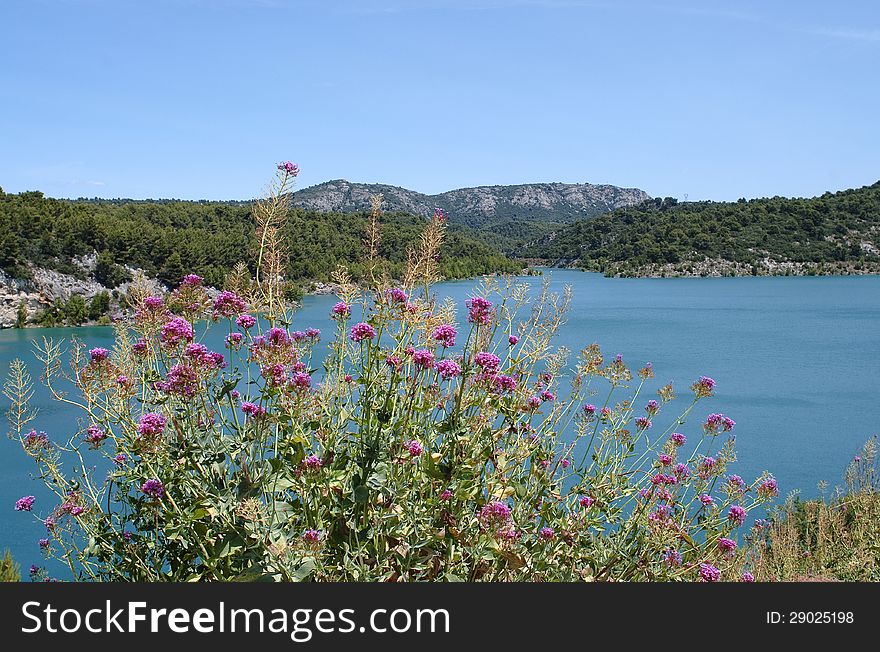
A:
89,347,110,363
405,440,424,457
692,376,716,398
474,351,501,372
331,302,351,318
303,529,321,543
479,501,513,534
23,430,50,452
141,479,164,499
508,335,519,346
38,538,49,550
440,489,453,501
412,349,435,369
226,332,244,348
466,296,493,325
263,327,289,347
305,327,321,340
132,339,149,356
662,548,683,567
758,476,779,498
539,527,555,541
137,412,167,438
579,496,595,508
303,455,323,471
181,274,203,287
582,404,596,416
113,453,127,466
387,287,407,303
674,463,690,479
160,316,194,347
658,453,673,467
526,395,542,410
699,456,718,479
699,563,721,582
290,372,312,390
278,161,299,175
350,322,377,342
436,359,462,379
432,324,458,348
158,364,199,397
491,374,517,393
740,572,756,583
83,424,107,447
670,432,686,446
704,413,735,434
241,401,267,418
236,314,257,330
717,537,738,556
635,417,652,430
213,290,247,318
15,496,35,512
290,330,307,343
727,505,747,526
699,493,715,506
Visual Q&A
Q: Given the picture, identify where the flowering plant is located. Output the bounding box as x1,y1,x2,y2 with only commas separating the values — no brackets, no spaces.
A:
6,164,776,581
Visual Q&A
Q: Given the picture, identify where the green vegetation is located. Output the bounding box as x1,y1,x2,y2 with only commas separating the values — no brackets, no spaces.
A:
523,182,880,276
746,438,880,581
15,300,28,329
35,292,113,327
0,549,21,582
0,189,521,290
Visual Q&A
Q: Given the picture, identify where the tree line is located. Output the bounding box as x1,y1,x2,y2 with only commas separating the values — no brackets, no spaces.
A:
0,189,521,291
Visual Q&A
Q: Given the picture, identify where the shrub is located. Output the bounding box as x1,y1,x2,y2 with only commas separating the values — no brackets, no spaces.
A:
5,164,776,581
743,437,879,581
0,549,21,582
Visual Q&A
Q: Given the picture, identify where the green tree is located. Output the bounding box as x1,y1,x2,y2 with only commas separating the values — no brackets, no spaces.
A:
159,251,185,286
15,300,28,328
94,250,130,288
0,549,20,582
63,295,88,326
88,291,111,321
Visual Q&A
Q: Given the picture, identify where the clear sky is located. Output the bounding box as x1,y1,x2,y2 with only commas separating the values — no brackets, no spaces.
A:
2,0,878,202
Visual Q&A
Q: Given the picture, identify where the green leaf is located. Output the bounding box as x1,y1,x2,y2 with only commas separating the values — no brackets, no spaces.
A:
353,485,370,504
366,462,389,490
291,557,316,582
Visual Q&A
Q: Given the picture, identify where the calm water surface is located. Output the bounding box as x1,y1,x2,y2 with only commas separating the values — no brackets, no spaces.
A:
2,270,878,573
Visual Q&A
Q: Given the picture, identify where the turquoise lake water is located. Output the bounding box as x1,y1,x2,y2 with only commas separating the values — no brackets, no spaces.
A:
2,269,879,575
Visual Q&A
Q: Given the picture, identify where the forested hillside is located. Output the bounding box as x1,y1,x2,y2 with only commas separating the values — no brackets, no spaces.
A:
522,182,880,276
0,189,521,289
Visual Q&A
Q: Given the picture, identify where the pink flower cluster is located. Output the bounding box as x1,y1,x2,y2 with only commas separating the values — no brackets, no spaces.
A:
350,322,377,342
466,296,493,325
432,324,457,348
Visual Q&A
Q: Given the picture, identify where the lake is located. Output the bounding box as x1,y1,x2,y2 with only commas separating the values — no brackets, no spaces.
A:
2,269,879,575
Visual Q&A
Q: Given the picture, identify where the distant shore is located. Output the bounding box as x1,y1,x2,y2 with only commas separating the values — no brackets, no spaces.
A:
536,258,880,279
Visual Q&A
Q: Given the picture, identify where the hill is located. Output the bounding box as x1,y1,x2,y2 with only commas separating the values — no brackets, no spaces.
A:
520,182,880,277
291,179,650,250
0,189,522,326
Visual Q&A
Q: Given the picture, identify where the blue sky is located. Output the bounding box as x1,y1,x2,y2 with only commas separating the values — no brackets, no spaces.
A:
2,0,878,201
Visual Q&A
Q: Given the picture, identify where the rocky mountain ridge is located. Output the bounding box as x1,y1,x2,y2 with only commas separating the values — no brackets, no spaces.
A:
291,179,650,227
